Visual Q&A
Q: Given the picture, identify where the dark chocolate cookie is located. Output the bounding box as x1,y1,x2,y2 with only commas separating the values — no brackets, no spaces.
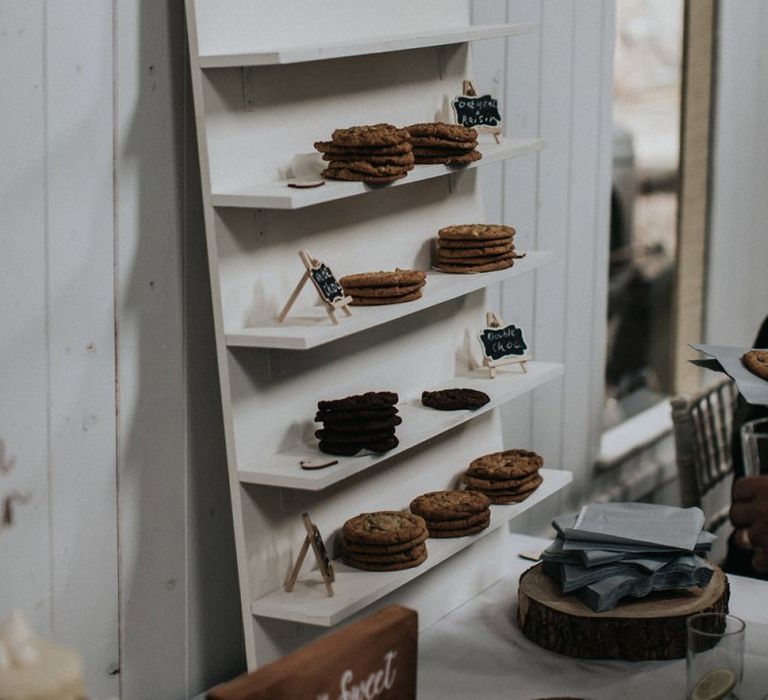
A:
421,388,490,411
316,415,402,432
315,428,396,444
317,391,398,412
314,406,398,423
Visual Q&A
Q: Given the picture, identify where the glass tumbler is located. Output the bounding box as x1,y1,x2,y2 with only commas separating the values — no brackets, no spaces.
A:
686,613,745,700
741,417,768,476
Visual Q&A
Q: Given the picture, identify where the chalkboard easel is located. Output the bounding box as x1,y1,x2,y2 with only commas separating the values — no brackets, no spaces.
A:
284,512,335,597
479,312,529,378
453,80,502,144
277,250,352,325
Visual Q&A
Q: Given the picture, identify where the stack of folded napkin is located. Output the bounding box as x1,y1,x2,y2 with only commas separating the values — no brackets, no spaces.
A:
541,502,717,612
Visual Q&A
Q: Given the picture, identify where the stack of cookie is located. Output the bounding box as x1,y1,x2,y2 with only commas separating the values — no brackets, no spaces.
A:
314,124,414,184
404,122,481,165
435,224,518,274
339,269,427,306
460,449,544,504
341,511,428,572
410,490,491,538
315,391,401,456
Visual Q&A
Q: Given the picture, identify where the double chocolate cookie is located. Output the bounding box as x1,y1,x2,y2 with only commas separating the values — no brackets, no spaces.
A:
435,224,522,274
421,388,490,411
461,449,544,504
340,269,427,306
315,391,400,456
409,490,491,538
315,124,414,184
342,511,428,571
405,123,482,165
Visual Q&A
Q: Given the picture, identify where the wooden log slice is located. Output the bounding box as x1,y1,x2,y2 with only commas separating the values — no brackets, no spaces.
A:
517,563,729,661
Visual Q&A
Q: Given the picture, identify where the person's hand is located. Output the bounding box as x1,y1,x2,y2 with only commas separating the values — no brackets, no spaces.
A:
730,475,768,572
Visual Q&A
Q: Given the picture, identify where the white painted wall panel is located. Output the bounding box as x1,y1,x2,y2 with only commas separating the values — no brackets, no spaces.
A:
706,0,768,345
45,2,119,696
0,0,52,638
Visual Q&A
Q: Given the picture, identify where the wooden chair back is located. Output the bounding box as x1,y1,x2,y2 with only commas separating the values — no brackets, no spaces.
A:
670,378,738,533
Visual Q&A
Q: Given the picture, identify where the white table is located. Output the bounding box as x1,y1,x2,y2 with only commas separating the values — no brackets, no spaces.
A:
195,535,768,699
418,535,768,700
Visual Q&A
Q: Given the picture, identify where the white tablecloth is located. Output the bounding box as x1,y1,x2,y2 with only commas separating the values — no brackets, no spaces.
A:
418,535,768,700
194,535,768,700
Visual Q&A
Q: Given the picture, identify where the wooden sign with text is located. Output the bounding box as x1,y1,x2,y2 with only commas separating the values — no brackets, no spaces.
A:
206,605,418,700
277,250,352,325
478,312,529,378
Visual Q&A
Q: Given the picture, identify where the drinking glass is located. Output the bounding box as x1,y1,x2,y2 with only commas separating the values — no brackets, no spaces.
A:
686,613,745,700
741,417,768,476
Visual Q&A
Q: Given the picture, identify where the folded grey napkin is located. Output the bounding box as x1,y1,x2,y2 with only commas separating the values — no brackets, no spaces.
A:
571,555,715,612
563,502,705,551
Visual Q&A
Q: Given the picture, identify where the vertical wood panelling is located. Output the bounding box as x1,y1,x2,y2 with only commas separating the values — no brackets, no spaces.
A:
45,3,119,697
0,0,52,638
531,0,574,486
706,0,768,345
115,1,189,697
586,1,614,475
559,1,609,508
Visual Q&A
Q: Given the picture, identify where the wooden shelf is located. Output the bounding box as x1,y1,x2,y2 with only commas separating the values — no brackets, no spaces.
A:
211,138,544,210
198,23,536,68
249,468,571,626
227,252,553,350
238,361,563,490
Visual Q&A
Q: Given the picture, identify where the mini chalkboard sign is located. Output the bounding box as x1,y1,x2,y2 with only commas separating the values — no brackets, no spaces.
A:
277,249,352,325
284,512,335,597
452,80,503,143
206,605,418,700
478,312,529,378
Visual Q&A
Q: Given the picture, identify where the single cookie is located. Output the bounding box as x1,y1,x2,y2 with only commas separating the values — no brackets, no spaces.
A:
349,290,423,305
436,242,513,258
437,237,514,249
364,436,400,452
315,429,395,444
470,474,543,499
344,542,427,564
461,471,541,492
343,511,427,546
427,520,490,538
315,141,413,156
345,281,425,298
314,406,398,423
341,269,426,288
316,415,402,432
318,435,399,456
322,167,407,184
411,146,477,156
344,548,428,571
438,224,517,241
326,160,414,177
330,124,409,147
414,151,482,165
435,259,513,274
410,490,491,521
742,350,768,380
317,391,398,412
423,509,490,530
421,388,491,411
467,449,544,481
410,136,478,150
321,151,415,166
405,122,477,141
436,252,515,266
484,490,538,505
341,530,428,554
